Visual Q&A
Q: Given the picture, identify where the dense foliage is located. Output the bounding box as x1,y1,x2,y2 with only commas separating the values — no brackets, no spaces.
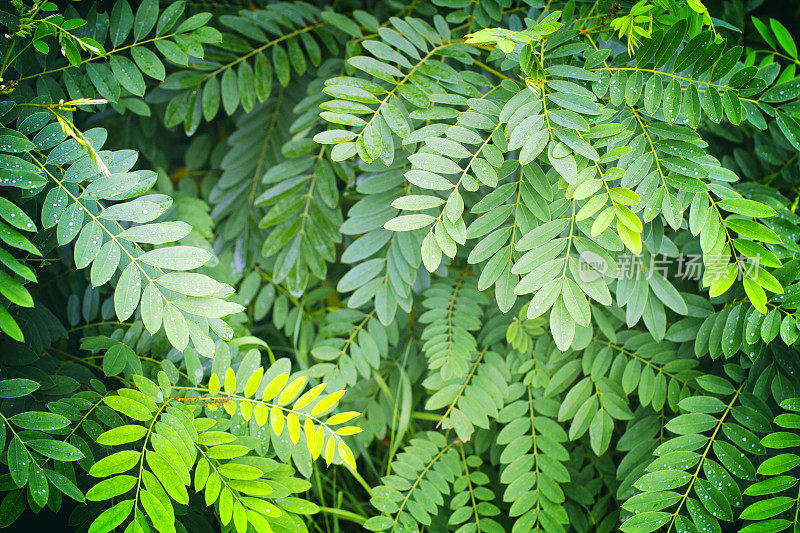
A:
2,0,800,531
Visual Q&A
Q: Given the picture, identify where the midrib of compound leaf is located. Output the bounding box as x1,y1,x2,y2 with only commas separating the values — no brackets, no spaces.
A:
205,21,325,81
357,40,463,142
133,399,171,521
458,444,481,529
30,154,176,309
592,337,698,390
389,439,457,528
297,147,327,239
526,385,546,529
665,383,744,532
437,346,489,429
590,66,760,106
249,86,287,207
170,386,353,454
16,30,186,83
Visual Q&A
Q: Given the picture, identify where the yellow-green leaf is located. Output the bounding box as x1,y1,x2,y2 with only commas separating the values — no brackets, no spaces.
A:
324,436,335,465
208,373,220,395
97,425,148,446
287,412,300,444
312,390,346,416
270,407,284,436
304,418,316,454
336,426,363,436
338,442,356,470
224,368,236,395
294,383,326,410
86,475,137,501
140,489,174,533
326,411,360,425
277,376,307,405
146,450,189,504
254,404,268,426
262,372,289,402
244,367,263,398
89,450,141,477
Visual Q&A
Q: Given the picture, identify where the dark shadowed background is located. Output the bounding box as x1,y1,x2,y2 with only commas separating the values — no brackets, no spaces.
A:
5,0,799,530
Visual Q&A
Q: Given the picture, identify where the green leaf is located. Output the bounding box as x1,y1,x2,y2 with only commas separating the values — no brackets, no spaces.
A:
87,63,121,102
97,424,148,446
26,439,84,461
761,431,800,449
109,0,134,46
678,396,725,414
163,303,189,349
89,499,134,533
103,343,133,376
770,19,798,58
348,56,403,82
134,0,158,40
103,396,153,421
114,263,141,321
202,77,220,121
647,272,687,314
384,214,435,231
119,222,190,244
406,170,454,190
139,246,212,270
562,279,590,327
409,153,462,174
157,1,185,35
757,453,800,475
743,476,797,497
665,413,717,435
27,465,48,507
273,45,291,86
694,478,732,520
321,11,362,37
718,199,776,218
131,46,166,81
0,198,35,231
547,92,602,115
141,489,175,533
589,408,613,455
0,306,23,342
100,198,170,223
725,218,781,244
109,56,145,96
364,516,393,531
45,469,85,502
0,378,39,398
8,437,28,485
391,195,445,211
86,475,137,501
550,298,575,351
89,451,141,477
91,242,121,286
740,496,795,520
634,470,692,491
777,111,800,151
221,68,239,116
141,283,164,334
0,135,35,154
146,450,189,504
9,411,70,431
156,272,221,297
620,511,671,532
176,12,212,33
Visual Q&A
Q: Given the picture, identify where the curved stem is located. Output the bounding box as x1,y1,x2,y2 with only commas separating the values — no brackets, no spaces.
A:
318,506,368,524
